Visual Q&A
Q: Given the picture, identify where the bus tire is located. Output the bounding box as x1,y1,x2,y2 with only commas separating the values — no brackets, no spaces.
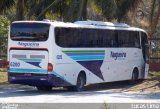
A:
74,73,86,92
66,86,75,91
36,86,52,91
129,68,139,85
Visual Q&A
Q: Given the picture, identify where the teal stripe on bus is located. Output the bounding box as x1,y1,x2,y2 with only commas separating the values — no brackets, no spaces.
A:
19,59,42,62
9,68,47,73
63,50,105,53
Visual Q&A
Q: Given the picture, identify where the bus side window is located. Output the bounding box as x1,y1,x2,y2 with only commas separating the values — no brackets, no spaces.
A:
118,30,130,47
106,30,117,47
130,31,140,48
110,40,117,47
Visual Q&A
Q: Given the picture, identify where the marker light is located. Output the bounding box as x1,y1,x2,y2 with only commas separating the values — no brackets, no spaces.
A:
48,63,53,73
6,61,9,70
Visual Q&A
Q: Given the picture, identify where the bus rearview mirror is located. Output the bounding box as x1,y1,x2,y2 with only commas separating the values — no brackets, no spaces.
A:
150,41,156,49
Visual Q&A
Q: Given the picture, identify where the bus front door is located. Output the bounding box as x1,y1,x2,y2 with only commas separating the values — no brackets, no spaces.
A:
141,33,149,79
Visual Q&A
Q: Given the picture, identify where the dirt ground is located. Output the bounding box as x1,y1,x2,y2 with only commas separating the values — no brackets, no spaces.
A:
0,71,160,92
0,68,7,83
127,72,160,92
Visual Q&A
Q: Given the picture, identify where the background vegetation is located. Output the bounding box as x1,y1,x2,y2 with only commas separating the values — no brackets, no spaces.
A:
0,0,160,38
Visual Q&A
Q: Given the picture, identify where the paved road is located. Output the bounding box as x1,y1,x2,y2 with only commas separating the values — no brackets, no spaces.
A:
0,82,160,103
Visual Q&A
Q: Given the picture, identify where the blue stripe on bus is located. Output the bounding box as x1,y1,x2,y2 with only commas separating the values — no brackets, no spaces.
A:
70,55,104,61
9,68,47,73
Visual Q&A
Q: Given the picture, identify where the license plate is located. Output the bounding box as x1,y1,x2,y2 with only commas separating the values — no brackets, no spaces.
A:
24,73,32,76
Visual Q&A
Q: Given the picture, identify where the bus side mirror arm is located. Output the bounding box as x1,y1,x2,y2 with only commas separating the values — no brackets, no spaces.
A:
150,41,156,49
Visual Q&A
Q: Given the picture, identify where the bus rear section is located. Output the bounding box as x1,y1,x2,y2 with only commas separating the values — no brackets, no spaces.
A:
9,49,50,85
8,22,54,87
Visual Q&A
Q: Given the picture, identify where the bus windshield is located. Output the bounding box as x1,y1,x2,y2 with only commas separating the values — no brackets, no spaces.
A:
10,23,50,41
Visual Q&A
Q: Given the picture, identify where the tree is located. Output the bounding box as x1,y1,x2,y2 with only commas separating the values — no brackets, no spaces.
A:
149,0,160,37
92,0,117,21
16,0,24,20
91,0,142,22
31,0,88,22
0,0,15,14
0,16,10,35
0,0,25,20
0,0,145,23
63,0,88,22
116,0,142,22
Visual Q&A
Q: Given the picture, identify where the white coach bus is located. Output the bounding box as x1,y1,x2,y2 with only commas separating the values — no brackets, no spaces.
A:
7,20,149,91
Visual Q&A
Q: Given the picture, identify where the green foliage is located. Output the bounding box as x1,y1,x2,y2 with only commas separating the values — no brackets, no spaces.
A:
64,0,83,22
0,0,143,23
45,11,60,20
0,0,15,14
0,16,10,35
0,16,9,57
90,0,141,22
149,0,160,37
116,0,142,22
92,0,117,21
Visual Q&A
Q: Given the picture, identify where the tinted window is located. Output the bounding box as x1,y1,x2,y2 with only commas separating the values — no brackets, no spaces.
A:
102,30,117,47
130,31,140,48
118,30,130,47
55,27,140,48
55,27,117,48
118,30,140,48
11,23,50,41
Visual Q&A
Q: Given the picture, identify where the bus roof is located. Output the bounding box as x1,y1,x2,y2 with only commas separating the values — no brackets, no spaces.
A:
12,20,147,33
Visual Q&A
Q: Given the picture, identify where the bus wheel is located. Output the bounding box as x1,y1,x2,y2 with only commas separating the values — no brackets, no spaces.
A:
129,69,139,85
75,73,86,92
66,86,75,91
36,86,52,91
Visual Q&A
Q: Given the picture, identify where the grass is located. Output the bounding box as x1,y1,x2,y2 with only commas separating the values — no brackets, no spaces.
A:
0,68,7,83
149,71,160,78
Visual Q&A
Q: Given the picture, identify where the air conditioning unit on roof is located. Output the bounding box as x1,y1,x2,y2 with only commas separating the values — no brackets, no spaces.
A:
74,21,130,28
